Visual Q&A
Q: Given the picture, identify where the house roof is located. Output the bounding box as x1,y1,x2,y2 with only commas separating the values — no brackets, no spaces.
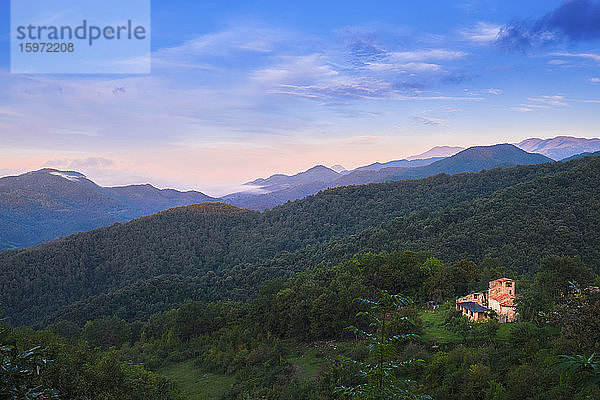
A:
489,293,520,307
491,278,513,283
490,293,511,301
457,301,489,313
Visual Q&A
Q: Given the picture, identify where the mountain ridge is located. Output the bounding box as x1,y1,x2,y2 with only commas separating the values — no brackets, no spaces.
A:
516,136,600,160
2,154,597,327
0,140,587,250
406,145,465,160
0,168,218,250
329,144,552,186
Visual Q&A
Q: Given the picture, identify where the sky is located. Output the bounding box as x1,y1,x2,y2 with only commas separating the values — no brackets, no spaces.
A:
0,0,599,196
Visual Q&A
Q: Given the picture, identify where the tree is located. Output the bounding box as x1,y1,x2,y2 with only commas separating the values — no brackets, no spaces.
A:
0,345,59,400
518,256,595,324
428,264,456,303
81,316,131,349
549,284,600,353
555,354,600,396
336,291,431,400
453,260,480,296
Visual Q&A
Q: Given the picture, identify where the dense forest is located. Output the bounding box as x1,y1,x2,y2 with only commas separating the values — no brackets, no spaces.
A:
4,250,599,399
2,155,600,399
2,156,600,327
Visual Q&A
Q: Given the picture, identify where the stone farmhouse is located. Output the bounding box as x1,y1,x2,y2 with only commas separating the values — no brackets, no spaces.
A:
456,278,519,323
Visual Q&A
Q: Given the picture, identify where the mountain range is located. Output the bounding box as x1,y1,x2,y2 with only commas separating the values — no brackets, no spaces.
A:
0,136,597,250
516,136,600,160
0,169,217,249
224,144,552,209
2,152,599,327
232,136,599,206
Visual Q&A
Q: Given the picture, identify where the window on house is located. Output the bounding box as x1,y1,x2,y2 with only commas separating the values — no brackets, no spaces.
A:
506,282,512,287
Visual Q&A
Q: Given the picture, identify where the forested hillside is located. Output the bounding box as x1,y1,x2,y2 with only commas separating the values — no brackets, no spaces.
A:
46,155,600,328
320,155,600,274
6,250,598,399
0,169,217,250
1,156,597,327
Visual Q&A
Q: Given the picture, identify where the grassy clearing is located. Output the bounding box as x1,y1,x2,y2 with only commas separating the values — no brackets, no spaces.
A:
288,349,323,380
287,342,337,380
420,303,462,344
158,360,235,400
288,341,359,381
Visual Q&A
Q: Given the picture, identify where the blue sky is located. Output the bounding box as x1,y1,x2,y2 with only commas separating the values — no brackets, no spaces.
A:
0,0,599,195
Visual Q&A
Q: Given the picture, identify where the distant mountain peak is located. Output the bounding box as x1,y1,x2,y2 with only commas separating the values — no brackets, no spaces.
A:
0,169,218,250
48,171,86,182
38,168,87,181
406,145,465,161
445,144,553,164
305,164,334,172
330,165,347,173
516,136,600,160
245,165,340,188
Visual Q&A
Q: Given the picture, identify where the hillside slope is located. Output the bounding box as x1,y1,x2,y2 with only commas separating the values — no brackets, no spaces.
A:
44,156,600,327
0,157,580,327
327,156,600,274
0,169,218,249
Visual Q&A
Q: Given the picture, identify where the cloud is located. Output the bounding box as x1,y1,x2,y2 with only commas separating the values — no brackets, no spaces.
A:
0,106,22,118
527,95,569,106
0,23,481,188
365,62,442,73
497,0,600,50
548,59,570,65
439,106,463,113
250,44,469,102
158,25,285,57
45,157,116,170
549,52,600,62
459,22,501,44
414,116,447,127
363,49,465,73
0,168,30,177
510,94,572,112
486,88,502,95
251,53,396,100
251,54,339,84
590,77,600,82
68,158,116,169
152,25,293,70
345,36,386,66
386,49,467,61
341,135,387,146
53,128,98,137
509,106,534,113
